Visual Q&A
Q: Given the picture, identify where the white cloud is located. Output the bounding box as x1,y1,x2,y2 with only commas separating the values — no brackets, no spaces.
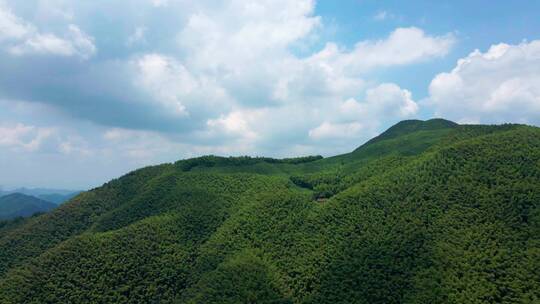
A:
9,25,95,58
309,83,418,141
308,27,455,74
10,33,73,56
207,110,260,140
130,5,443,155
338,84,418,120
0,3,33,40
65,25,96,58
178,0,321,69
0,123,55,151
0,0,459,189
309,121,363,140
134,54,194,115
155,3,448,151
427,40,540,124
3,1,449,149
0,3,95,58
364,83,419,117
134,53,239,118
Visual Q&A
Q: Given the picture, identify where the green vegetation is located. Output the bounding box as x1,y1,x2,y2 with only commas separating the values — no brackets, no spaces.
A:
0,119,539,303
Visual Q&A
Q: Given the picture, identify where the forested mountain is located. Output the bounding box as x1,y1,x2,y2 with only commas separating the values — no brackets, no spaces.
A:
0,119,539,303
0,193,57,220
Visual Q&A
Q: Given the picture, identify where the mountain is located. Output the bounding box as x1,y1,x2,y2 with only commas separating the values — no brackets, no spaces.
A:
0,119,539,303
359,118,458,147
0,193,57,220
36,192,81,205
0,188,82,205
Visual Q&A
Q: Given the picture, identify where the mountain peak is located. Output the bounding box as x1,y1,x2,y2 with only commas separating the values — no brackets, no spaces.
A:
359,118,458,148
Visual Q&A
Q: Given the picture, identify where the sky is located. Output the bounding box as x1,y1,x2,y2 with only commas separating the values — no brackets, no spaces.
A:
1,0,540,190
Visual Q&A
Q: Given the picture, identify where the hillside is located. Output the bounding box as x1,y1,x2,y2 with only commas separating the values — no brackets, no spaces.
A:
0,193,57,220
0,119,539,303
358,118,458,147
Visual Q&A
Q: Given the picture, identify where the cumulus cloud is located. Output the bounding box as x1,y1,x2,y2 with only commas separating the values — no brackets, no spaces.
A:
0,3,95,58
0,3,33,40
0,123,55,151
309,121,363,140
177,0,321,68
207,110,261,141
307,27,454,74
427,40,540,124
135,54,192,116
9,25,96,58
158,4,447,151
309,83,418,141
363,83,419,117
0,0,461,188
0,1,450,142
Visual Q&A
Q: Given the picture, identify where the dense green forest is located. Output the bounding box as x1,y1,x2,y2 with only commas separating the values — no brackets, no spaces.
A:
0,118,539,303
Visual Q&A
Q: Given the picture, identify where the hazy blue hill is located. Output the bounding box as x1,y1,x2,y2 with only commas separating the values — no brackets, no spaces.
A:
0,193,57,220
0,119,539,304
0,188,82,205
36,192,81,205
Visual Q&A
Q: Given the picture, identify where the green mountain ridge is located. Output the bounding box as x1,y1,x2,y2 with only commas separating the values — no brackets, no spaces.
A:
358,118,458,148
0,119,539,303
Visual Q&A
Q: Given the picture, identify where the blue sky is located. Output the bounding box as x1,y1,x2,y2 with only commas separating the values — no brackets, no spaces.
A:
1,0,539,189
317,0,540,96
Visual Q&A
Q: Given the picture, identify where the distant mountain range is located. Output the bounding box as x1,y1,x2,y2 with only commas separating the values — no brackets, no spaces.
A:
0,193,57,220
0,188,82,220
0,188,81,205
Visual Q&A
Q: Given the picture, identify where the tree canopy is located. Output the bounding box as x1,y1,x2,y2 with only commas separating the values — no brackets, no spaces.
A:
0,120,539,303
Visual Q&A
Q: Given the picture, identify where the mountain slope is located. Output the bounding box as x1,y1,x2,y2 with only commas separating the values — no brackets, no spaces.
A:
0,193,57,220
0,119,539,304
359,118,458,148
